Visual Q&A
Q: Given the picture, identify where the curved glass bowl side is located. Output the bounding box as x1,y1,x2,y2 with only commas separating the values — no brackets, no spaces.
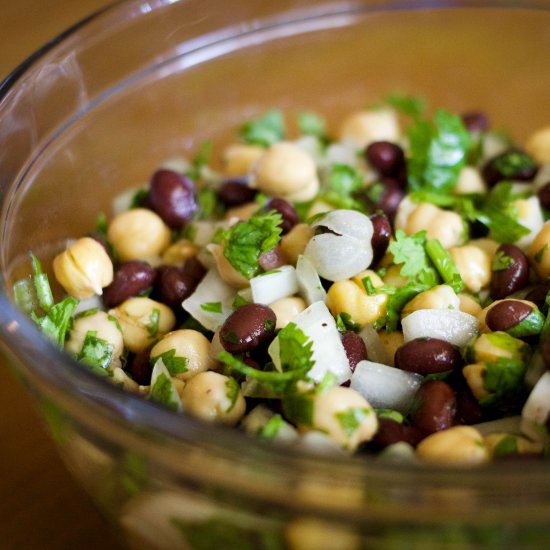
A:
2,0,550,547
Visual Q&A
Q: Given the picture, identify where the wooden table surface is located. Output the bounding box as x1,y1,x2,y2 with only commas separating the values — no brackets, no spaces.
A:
1,3,124,548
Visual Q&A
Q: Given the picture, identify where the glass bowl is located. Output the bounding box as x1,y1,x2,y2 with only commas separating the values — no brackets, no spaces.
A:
1,0,550,548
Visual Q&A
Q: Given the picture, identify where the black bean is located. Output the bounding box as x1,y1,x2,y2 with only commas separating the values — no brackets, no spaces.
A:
411,380,456,434
149,169,197,228
341,331,368,372
102,261,157,308
482,149,538,187
395,337,462,375
490,243,530,300
455,387,486,425
154,265,196,311
537,182,550,210
127,349,153,386
364,141,405,178
217,178,257,207
181,256,207,284
369,213,391,265
266,197,300,234
370,418,424,450
220,303,277,354
375,178,406,223
461,111,490,133
258,245,287,272
485,300,532,332
524,284,550,310
540,333,550,371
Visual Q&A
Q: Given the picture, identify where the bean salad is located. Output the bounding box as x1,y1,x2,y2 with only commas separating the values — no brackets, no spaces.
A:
14,95,550,465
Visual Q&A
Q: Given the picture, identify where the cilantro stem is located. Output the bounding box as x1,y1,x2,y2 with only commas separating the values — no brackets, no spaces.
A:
424,239,465,293
31,254,54,312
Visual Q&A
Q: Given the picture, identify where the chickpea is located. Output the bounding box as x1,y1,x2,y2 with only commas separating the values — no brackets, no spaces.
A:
280,223,314,266
310,386,377,452
513,196,544,250
526,126,550,164
306,199,335,219
108,208,171,262
484,432,543,459
449,245,491,293
269,296,307,329
65,310,124,368
109,297,176,353
327,279,388,328
401,284,460,317
462,362,489,400
338,108,400,148
382,264,408,289
286,518,360,550
529,221,550,279
53,237,114,299
469,238,500,257
377,329,404,367
161,238,199,266
458,293,482,316
180,371,245,426
150,329,217,381
405,203,466,249
416,426,489,466
453,165,487,194
224,201,261,222
207,243,249,289
222,143,265,176
250,142,319,202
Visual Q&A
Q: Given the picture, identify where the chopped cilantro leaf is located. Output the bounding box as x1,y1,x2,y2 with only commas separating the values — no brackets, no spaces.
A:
239,110,285,147
278,322,315,374
146,308,161,338
186,140,212,181
479,357,527,411
336,312,361,333
32,296,79,347
407,109,470,193
200,301,223,314
534,245,548,264
257,414,285,440
77,330,113,374
385,92,426,117
232,294,250,309
383,282,432,332
297,111,327,140
150,349,189,376
129,189,149,209
493,435,519,458
320,163,365,211
149,372,181,412
335,407,371,437
492,251,515,271
218,351,306,396
224,377,240,413
388,230,438,285
424,238,465,293
197,187,222,219
222,210,283,279
95,212,109,238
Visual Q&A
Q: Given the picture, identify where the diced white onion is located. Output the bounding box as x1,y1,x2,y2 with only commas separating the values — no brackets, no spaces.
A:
350,360,423,413
112,185,147,216
296,255,327,305
358,324,391,365
73,294,103,316
472,416,522,437
401,308,479,348
250,265,298,305
514,195,544,250
181,269,236,331
521,371,550,443
268,301,351,385
159,156,190,174
304,210,374,282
